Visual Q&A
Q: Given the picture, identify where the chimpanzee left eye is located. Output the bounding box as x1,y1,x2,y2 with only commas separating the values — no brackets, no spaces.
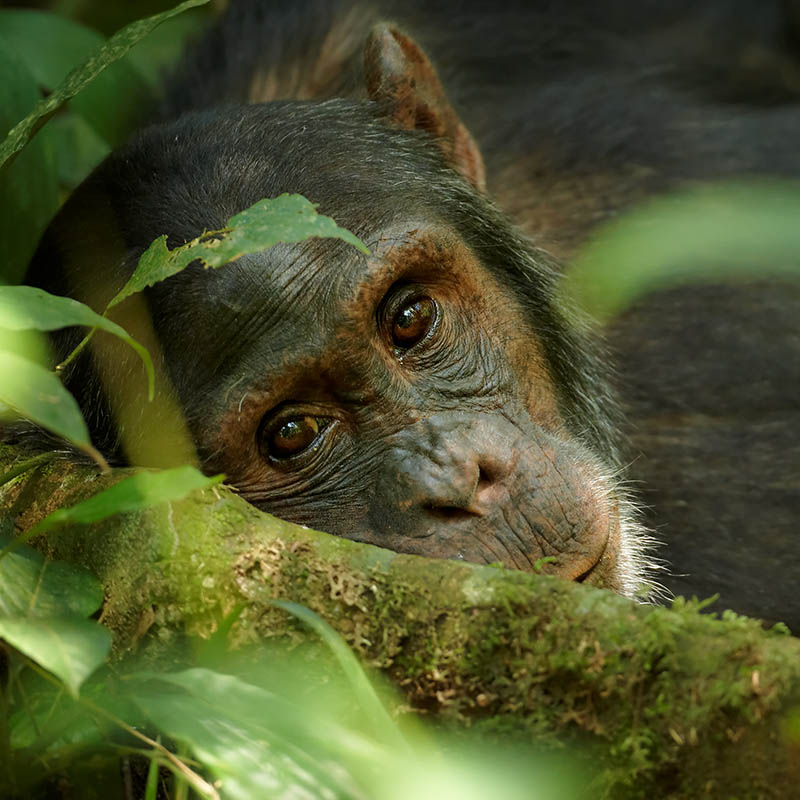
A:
391,296,437,348
261,415,326,461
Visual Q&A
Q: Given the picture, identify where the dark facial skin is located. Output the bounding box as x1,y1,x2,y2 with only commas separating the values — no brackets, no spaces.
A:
138,225,632,593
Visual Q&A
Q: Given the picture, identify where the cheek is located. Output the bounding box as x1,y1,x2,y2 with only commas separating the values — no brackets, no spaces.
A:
486,299,564,432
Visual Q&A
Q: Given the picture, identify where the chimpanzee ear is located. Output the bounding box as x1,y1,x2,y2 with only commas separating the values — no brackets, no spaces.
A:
364,23,486,191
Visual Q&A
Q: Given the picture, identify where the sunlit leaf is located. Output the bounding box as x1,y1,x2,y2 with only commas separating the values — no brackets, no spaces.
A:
568,181,800,321
0,616,110,696
0,534,103,617
133,669,376,800
0,0,209,172
274,601,408,751
0,285,154,398
0,9,153,146
0,351,91,450
0,38,58,283
108,194,369,308
30,466,224,535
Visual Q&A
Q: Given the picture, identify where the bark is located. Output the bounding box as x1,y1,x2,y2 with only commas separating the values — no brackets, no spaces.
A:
1,444,799,799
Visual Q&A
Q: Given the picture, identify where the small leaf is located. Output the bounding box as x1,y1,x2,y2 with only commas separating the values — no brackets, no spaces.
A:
0,285,154,399
108,194,369,308
0,350,92,450
0,0,209,172
30,466,224,535
0,616,111,696
0,534,103,617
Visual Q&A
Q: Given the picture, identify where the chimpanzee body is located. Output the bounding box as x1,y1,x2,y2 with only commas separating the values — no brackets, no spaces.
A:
26,1,800,623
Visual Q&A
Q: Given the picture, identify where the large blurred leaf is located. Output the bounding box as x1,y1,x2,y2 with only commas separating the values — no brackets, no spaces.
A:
0,10,153,146
132,668,572,800
0,40,59,284
45,113,111,189
0,534,103,617
109,194,369,308
0,0,209,172
123,8,209,90
0,285,154,398
0,351,92,452
0,617,111,697
568,181,800,321
30,466,224,535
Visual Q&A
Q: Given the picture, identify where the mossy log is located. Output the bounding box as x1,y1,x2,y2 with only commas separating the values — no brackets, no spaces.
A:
1,445,799,799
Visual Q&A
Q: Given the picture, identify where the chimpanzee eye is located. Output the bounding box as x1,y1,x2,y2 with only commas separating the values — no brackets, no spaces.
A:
262,415,324,460
392,296,437,348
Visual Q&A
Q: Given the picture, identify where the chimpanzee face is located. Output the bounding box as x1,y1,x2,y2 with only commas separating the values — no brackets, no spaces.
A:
26,27,654,599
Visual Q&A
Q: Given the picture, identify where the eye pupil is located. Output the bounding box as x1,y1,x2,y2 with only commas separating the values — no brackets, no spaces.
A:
392,297,435,347
268,416,320,459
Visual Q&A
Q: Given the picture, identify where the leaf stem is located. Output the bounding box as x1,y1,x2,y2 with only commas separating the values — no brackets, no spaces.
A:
56,328,96,373
83,444,111,475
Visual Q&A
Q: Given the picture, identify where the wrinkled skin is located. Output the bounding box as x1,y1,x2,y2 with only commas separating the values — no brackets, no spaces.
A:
23,3,673,598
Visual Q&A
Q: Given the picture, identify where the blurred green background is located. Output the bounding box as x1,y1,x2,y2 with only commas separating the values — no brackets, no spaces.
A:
0,0,214,284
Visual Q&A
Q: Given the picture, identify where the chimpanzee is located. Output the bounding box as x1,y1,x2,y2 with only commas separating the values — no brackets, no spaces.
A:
25,1,800,618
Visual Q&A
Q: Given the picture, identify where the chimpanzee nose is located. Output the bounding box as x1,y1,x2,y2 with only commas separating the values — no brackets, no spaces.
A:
376,413,516,527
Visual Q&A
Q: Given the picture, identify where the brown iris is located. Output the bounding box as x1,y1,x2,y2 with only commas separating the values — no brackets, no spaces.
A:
265,416,320,459
392,296,436,348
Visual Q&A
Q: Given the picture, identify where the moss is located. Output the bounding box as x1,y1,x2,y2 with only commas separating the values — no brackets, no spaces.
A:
2,444,800,797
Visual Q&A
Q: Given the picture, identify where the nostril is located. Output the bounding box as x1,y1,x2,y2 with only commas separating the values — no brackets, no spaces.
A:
477,465,492,492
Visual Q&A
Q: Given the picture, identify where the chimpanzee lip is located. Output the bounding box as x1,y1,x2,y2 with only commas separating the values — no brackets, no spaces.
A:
575,517,614,584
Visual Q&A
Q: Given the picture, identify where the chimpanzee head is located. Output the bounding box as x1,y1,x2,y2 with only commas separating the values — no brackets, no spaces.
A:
26,25,655,597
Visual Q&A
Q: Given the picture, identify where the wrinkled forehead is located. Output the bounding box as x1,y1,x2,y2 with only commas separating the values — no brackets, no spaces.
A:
149,221,453,401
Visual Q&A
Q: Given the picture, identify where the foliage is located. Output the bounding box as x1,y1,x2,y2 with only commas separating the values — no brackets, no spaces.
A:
567,181,800,321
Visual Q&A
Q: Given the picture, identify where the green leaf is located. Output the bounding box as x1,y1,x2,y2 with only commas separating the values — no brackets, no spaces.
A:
0,351,92,450
132,669,378,800
0,617,111,696
0,0,209,172
568,181,800,321
0,534,103,617
122,9,208,91
30,466,224,535
0,38,59,283
44,112,111,189
108,194,370,308
274,601,409,751
0,10,153,146
0,285,154,400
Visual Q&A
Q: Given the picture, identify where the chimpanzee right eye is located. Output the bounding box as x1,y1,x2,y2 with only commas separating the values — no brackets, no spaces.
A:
392,296,437,348
260,415,328,461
